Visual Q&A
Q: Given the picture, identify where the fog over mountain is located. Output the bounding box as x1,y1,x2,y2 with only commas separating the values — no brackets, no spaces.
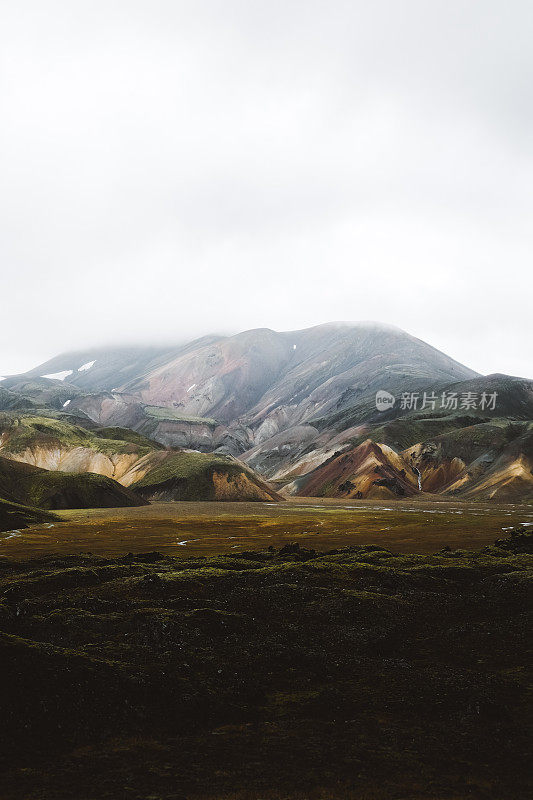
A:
2,321,532,501
1,1,532,378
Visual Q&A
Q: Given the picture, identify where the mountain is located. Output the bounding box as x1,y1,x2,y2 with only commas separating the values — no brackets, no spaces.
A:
405,422,533,501
4,322,478,447
285,438,421,500
0,416,280,505
279,371,533,501
3,322,531,502
286,421,533,502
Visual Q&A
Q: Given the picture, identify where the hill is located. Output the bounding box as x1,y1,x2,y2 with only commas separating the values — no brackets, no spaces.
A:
286,418,533,502
133,451,281,502
0,456,147,510
0,497,58,533
0,415,280,503
287,439,420,500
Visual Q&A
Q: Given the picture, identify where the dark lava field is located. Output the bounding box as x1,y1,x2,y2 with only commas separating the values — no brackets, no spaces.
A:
0,530,531,800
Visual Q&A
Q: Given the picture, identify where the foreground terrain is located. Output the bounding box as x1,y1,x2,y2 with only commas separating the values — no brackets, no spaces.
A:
0,528,531,800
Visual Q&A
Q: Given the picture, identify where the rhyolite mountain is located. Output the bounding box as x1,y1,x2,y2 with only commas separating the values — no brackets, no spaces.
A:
0,416,280,510
3,322,532,501
4,321,478,439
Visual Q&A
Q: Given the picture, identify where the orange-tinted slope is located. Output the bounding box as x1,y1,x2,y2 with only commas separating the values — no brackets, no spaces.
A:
294,439,419,499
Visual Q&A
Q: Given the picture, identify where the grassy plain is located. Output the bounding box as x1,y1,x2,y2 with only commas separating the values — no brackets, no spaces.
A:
1,496,531,560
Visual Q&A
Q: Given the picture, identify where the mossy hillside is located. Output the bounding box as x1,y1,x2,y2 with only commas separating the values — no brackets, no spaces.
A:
0,456,147,510
93,426,164,450
502,425,533,461
135,451,237,484
144,406,217,427
298,415,484,466
301,418,531,473
360,413,496,452
133,451,254,500
0,388,37,412
415,420,531,461
0,535,531,798
0,415,155,458
0,497,58,533
314,375,533,435
14,469,146,511
1,407,101,430
0,379,85,410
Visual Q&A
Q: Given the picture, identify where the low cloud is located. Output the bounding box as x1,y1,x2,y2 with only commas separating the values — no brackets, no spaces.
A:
1,1,531,377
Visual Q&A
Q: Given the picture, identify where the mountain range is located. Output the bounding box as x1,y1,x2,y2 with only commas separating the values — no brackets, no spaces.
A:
1,321,532,512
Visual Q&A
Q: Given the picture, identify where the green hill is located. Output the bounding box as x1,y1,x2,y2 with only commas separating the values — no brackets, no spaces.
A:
0,497,58,533
134,451,280,502
0,457,147,510
93,426,165,450
0,415,154,458
0,416,280,503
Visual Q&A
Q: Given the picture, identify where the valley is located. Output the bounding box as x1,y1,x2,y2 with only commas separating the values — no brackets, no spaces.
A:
3,1,532,795
1,497,531,560
0,321,531,800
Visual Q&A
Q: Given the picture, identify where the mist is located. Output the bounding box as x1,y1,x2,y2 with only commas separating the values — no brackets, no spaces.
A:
1,1,532,377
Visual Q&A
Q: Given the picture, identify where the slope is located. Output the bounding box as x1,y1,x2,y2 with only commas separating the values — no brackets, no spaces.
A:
0,497,58,533
0,456,147,510
0,415,280,503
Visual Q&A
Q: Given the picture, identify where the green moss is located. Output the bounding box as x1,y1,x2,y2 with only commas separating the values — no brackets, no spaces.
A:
144,406,218,426
0,415,152,458
137,451,235,483
133,451,246,501
93,426,164,450
0,533,531,797
0,496,58,532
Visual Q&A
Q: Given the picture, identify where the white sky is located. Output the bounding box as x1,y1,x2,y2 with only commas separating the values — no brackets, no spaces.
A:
1,1,532,378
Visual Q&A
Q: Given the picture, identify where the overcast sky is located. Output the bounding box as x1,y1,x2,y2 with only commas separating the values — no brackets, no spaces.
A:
1,1,532,378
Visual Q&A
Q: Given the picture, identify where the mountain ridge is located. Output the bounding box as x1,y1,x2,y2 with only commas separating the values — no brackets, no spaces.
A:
2,322,531,502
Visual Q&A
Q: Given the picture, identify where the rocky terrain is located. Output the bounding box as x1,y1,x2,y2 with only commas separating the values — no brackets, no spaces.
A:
2,323,532,502
3,322,477,448
283,420,533,502
0,531,531,799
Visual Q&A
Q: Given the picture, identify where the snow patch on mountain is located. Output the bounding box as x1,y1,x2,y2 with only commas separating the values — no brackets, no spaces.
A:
78,360,96,372
42,370,73,381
